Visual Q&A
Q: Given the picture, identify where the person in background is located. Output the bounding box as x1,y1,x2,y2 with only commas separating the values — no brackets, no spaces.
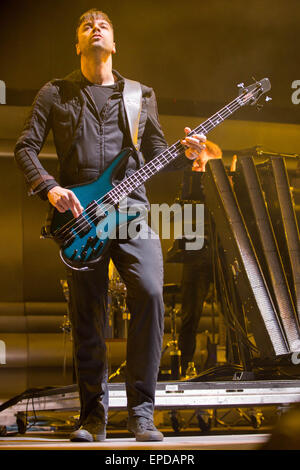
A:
178,141,222,376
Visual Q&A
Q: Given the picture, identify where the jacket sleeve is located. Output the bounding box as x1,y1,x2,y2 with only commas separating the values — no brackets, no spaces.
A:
140,88,193,172
14,81,59,200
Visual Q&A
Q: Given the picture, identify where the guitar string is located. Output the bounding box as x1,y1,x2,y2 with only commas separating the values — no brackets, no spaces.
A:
56,93,251,244
54,88,257,244
56,95,247,244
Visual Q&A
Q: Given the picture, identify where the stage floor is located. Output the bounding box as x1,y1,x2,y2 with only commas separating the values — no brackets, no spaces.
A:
0,430,269,450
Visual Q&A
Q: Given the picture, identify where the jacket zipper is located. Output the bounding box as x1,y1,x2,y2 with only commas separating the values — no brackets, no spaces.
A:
83,87,106,173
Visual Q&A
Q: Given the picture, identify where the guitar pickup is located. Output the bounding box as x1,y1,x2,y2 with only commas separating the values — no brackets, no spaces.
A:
73,215,92,238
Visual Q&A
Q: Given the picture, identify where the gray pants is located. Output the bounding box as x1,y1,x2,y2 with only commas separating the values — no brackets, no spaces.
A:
67,222,165,424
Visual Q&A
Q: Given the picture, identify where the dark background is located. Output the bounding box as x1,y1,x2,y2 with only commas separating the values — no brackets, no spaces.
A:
0,0,300,123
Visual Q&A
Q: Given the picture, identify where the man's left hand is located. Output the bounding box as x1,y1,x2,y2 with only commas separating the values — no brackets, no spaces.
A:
181,127,206,160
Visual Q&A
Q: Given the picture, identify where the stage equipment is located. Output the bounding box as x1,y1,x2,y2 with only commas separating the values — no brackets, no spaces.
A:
203,159,292,359
1,379,300,434
59,280,73,379
161,284,182,380
255,157,300,320
180,171,204,202
108,261,130,339
233,156,300,352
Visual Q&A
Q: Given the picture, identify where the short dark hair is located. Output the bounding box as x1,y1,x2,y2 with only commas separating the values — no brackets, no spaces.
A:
76,8,114,42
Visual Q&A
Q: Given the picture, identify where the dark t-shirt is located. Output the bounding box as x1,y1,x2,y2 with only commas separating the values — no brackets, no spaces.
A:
87,83,117,115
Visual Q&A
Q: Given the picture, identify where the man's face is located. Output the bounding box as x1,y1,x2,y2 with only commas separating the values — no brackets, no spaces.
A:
76,16,116,57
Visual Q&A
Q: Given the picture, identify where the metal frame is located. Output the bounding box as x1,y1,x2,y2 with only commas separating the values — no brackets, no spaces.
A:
1,380,300,425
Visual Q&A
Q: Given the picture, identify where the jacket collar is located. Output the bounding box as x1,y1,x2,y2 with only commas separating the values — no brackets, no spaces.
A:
62,68,125,91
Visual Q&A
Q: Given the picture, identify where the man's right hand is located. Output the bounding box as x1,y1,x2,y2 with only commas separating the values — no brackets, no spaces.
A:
48,186,84,218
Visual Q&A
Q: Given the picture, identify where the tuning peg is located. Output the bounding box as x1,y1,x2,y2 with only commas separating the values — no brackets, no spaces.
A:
237,82,245,88
265,96,272,102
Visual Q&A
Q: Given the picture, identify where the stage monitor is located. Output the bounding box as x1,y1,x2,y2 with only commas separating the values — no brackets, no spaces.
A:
203,159,289,359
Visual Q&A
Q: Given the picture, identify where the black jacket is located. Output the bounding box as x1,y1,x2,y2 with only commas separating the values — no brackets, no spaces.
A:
14,69,189,205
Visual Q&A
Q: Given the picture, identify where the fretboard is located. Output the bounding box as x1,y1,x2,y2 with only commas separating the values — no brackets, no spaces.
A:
104,90,251,205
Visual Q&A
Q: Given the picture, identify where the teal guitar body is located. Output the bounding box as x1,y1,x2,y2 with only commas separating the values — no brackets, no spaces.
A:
50,148,138,271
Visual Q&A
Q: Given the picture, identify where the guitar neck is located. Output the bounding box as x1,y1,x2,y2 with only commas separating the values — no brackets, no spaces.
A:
106,91,250,205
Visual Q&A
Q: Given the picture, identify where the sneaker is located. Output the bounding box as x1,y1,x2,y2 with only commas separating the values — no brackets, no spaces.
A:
70,413,106,442
128,416,164,442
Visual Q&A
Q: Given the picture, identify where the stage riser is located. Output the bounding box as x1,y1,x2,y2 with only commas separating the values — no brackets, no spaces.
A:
1,380,300,429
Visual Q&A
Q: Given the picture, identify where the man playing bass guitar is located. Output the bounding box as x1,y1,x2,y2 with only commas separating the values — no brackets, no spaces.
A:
14,9,206,442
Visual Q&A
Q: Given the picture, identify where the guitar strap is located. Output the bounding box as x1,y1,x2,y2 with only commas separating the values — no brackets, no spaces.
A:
123,78,142,152
41,78,143,239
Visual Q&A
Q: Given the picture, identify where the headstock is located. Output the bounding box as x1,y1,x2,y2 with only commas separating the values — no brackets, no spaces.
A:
237,78,271,107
